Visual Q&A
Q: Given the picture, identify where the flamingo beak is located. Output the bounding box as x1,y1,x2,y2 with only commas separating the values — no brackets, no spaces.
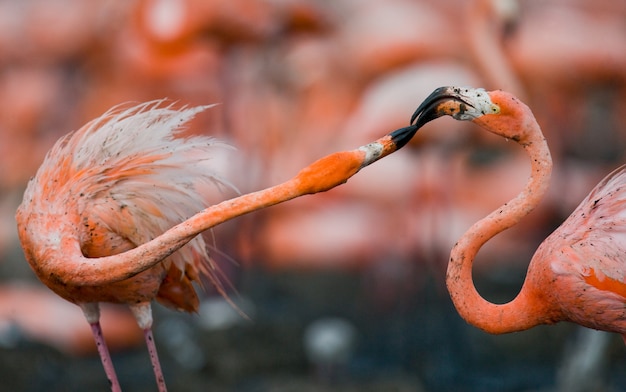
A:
410,86,475,130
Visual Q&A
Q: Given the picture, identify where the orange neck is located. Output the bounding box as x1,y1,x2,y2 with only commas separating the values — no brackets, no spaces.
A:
446,114,554,333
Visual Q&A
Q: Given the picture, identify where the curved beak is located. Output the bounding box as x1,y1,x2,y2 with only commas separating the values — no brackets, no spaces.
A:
410,86,476,129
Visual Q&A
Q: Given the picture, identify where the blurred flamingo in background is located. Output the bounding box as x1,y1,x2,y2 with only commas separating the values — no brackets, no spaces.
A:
15,100,418,391
411,86,626,341
464,0,526,101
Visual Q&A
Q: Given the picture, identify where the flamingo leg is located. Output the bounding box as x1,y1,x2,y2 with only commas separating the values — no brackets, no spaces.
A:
143,327,167,392
80,303,122,392
130,302,167,392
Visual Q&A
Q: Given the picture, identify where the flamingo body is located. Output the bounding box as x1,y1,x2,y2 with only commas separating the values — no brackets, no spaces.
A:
16,101,237,391
17,101,234,311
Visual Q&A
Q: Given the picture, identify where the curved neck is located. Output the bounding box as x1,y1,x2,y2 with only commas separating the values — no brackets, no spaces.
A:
57,149,369,285
446,126,553,334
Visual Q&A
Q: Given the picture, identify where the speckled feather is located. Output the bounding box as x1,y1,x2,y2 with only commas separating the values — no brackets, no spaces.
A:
542,165,626,331
17,100,237,311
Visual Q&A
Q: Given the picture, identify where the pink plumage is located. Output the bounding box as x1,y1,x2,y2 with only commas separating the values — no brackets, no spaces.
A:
17,101,237,391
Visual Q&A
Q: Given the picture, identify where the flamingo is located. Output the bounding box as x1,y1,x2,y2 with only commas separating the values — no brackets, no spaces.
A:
410,86,626,342
15,100,418,391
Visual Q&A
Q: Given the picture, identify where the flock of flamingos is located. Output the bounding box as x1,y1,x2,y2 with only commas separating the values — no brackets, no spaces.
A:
2,0,626,390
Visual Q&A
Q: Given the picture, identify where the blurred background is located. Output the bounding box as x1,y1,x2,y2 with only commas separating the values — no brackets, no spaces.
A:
1,0,626,390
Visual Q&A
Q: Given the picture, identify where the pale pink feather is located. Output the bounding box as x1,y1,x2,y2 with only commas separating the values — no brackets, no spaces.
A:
20,100,237,291
541,165,626,331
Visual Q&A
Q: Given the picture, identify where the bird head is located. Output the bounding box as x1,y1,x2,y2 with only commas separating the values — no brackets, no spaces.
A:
410,86,536,143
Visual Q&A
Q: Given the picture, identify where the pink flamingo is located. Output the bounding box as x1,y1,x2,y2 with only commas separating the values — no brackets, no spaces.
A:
15,100,418,391
410,86,626,342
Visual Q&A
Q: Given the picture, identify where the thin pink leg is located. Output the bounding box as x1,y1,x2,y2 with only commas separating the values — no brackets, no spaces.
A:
130,302,167,392
144,327,167,392
89,322,122,392
81,303,122,391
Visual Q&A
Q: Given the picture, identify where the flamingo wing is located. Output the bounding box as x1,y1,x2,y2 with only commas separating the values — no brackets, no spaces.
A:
539,165,626,332
558,165,626,274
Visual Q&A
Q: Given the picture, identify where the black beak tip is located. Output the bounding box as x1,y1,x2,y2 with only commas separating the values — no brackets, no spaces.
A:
390,124,419,150
409,86,473,129
410,87,449,127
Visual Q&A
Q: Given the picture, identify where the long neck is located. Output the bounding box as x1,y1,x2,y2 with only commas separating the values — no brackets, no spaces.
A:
54,147,380,286
446,126,553,334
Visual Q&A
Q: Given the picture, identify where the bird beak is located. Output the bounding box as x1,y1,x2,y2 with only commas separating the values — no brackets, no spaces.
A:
410,86,475,129
410,86,497,130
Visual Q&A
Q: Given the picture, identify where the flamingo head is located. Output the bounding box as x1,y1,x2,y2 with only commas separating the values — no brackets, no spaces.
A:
410,86,537,143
